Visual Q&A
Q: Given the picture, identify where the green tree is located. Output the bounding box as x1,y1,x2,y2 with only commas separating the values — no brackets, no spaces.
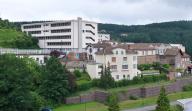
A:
156,86,171,111
99,66,115,89
0,54,40,111
108,93,119,111
39,57,69,103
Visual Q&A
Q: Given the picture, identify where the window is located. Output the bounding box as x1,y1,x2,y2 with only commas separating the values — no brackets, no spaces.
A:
51,22,71,27
112,57,116,62
43,30,49,32
38,35,71,40
116,51,118,55
133,56,137,61
127,75,130,80
121,51,124,55
23,25,41,29
122,65,128,69
86,24,95,29
123,57,127,61
123,75,125,79
86,36,95,42
47,42,71,46
116,75,119,79
36,58,39,61
133,64,137,69
86,30,95,35
111,65,117,70
51,29,71,33
28,31,41,34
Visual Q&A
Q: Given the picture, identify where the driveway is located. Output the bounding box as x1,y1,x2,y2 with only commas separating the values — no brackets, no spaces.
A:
122,102,177,111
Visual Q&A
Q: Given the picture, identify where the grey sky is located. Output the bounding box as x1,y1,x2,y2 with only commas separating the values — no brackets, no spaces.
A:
0,0,192,25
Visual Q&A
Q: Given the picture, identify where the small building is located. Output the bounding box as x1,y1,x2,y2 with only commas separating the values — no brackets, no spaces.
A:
98,33,110,42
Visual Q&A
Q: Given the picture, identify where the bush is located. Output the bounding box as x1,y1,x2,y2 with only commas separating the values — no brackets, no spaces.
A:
74,70,82,78
129,95,138,100
77,82,92,91
183,84,192,91
92,79,100,87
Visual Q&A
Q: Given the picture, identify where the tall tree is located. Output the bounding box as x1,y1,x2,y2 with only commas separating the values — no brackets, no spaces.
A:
0,54,39,111
108,93,119,111
156,86,171,111
39,57,69,103
99,66,115,89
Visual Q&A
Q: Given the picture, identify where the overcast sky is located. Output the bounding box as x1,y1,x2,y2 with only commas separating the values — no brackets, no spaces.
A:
0,0,192,25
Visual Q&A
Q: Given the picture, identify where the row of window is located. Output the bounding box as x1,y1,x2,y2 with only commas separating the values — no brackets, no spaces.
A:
116,75,130,80
51,22,71,27
110,64,137,70
85,24,95,29
23,25,41,29
112,56,137,62
38,35,71,40
51,29,71,33
86,36,95,42
85,30,95,35
47,42,71,46
28,31,41,34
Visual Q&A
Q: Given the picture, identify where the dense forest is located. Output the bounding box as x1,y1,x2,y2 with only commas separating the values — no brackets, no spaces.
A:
99,21,192,55
0,18,39,49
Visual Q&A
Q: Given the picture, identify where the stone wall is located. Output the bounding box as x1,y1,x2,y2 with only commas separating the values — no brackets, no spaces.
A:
65,78,192,104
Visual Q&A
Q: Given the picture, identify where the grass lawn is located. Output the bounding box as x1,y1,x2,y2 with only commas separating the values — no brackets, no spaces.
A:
54,91,192,111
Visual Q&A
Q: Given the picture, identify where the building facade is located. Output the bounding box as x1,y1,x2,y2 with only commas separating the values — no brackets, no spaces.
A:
98,33,110,42
21,18,98,51
87,46,138,81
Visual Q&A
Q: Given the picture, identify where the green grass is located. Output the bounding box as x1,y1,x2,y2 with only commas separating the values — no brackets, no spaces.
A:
54,102,108,111
54,91,192,111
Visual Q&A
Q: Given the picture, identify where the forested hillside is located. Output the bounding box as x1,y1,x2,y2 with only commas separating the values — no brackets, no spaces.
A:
99,21,192,55
0,18,39,49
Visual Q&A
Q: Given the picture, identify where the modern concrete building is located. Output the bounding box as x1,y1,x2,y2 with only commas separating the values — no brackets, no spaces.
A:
21,17,98,52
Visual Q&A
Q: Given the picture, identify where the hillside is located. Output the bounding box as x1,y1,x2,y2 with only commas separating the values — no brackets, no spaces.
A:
0,19,39,49
99,21,192,55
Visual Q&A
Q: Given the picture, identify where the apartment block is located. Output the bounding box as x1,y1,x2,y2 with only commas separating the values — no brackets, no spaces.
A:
87,45,138,81
21,18,98,51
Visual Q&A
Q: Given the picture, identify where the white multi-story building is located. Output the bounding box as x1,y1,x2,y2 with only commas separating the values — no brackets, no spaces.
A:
98,33,110,42
87,46,138,81
21,17,98,52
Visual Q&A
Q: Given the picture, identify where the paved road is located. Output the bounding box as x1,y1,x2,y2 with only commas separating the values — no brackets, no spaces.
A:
122,102,177,111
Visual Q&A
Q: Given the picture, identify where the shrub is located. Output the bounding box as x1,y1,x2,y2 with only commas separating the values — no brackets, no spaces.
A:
92,79,100,87
129,95,138,100
77,82,92,91
183,84,192,91
74,70,82,78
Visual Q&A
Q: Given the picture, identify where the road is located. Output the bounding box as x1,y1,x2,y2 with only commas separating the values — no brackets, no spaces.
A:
122,102,177,111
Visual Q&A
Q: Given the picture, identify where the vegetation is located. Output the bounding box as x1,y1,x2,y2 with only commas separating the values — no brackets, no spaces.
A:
156,86,171,111
39,57,69,104
0,18,39,48
54,91,192,111
99,67,115,89
99,21,192,55
0,54,42,111
183,84,192,91
107,94,119,111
